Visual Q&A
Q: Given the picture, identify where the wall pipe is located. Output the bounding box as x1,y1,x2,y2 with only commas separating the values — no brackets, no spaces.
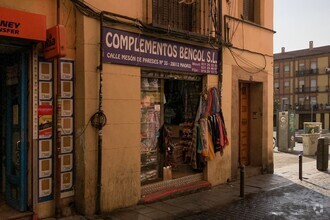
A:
218,0,223,90
95,11,104,214
55,0,62,217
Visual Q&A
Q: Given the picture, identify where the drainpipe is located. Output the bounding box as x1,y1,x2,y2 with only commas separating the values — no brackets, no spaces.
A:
55,0,62,217
95,11,104,214
218,0,223,93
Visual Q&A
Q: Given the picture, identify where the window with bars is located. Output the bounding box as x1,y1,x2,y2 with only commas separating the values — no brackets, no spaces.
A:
152,0,196,32
149,0,217,36
243,0,260,24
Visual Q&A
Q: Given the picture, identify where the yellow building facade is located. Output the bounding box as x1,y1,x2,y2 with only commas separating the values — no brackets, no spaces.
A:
274,42,330,130
0,0,274,218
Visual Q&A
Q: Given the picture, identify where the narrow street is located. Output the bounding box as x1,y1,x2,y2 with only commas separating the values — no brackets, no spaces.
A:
176,143,330,219
179,184,329,220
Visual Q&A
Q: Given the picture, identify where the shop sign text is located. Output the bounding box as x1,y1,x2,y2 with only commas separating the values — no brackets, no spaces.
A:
102,27,218,74
0,7,46,41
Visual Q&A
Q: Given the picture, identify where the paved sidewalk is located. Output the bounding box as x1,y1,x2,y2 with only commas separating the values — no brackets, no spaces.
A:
102,175,293,220
52,143,329,220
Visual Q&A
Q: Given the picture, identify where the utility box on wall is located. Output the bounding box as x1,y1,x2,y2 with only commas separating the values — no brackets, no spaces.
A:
277,111,295,152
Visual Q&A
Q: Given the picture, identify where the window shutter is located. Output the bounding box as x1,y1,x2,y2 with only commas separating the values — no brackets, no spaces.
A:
152,0,198,32
243,0,254,22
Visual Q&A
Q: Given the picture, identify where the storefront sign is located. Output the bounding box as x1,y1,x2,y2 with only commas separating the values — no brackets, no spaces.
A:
0,7,46,41
102,27,218,74
44,25,67,59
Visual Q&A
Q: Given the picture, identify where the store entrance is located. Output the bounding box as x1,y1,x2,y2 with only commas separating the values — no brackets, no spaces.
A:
0,50,29,212
140,75,203,184
163,79,203,179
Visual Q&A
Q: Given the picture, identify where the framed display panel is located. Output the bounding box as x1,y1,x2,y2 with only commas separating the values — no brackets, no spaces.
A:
39,139,52,158
61,81,73,98
61,99,73,117
37,58,54,202
59,59,75,197
61,135,73,153
39,81,53,100
61,117,73,135
61,172,73,191
39,62,52,80
60,154,73,172
60,60,73,80
39,159,52,178
39,178,52,198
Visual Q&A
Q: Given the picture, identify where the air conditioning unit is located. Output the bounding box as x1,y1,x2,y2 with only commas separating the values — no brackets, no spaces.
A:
325,67,330,73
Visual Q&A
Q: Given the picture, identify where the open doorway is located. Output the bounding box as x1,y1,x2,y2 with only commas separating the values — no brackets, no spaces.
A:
236,82,263,176
140,75,203,185
0,49,29,212
163,79,203,179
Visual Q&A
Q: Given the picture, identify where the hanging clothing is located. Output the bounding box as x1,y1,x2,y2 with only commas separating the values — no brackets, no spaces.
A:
199,118,215,160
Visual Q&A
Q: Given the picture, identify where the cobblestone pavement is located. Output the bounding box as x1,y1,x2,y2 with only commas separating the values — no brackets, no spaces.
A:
274,143,330,198
178,144,330,220
178,183,330,220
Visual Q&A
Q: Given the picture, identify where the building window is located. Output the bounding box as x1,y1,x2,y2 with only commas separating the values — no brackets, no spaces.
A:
274,65,279,73
284,81,289,88
284,63,290,73
299,63,305,71
274,82,279,90
310,97,317,107
311,79,317,92
310,61,317,74
299,80,305,92
298,97,304,105
243,0,260,24
152,0,196,32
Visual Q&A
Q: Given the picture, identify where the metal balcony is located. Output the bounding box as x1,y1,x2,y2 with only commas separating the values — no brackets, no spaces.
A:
295,86,318,93
295,68,319,76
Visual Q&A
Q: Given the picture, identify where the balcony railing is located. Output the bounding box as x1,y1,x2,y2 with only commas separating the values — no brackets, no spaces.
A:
295,103,330,111
295,68,319,76
295,86,318,93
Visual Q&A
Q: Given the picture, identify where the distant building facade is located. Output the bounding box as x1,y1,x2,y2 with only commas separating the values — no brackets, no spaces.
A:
274,41,330,130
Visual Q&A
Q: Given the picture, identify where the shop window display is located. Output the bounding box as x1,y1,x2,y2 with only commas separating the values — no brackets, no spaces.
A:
141,75,228,184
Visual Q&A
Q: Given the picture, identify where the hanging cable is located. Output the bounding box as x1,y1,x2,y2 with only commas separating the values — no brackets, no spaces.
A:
70,0,218,45
227,47,267,74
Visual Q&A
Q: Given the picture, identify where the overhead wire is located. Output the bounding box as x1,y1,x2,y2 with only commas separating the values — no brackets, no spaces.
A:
70,0,218,45
227,47,267,74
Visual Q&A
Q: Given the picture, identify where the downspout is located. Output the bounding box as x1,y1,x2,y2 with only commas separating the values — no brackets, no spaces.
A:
55,0,62,217
95,11,105,214
218,0,223,90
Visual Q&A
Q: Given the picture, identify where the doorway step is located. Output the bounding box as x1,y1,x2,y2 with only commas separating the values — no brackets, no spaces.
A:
0,202,33,219
140,173,211,204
